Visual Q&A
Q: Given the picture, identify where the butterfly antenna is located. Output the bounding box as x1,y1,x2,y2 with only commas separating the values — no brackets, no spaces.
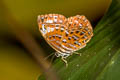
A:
50,54,55,65
44,52,54,61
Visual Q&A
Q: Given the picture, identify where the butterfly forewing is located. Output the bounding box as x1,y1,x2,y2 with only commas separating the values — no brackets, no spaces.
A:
38,14,70,53
38,14,66,36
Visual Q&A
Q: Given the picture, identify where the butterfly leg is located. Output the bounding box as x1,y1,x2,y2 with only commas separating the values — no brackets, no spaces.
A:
61,57,68,67
73,52,81,56
55,52,69,67
55,52,61,57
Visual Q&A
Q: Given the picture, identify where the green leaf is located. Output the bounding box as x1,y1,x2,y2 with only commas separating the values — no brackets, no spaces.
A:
39,0,120,80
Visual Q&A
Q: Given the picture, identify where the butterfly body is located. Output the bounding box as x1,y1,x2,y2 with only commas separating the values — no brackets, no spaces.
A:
38,14,93,65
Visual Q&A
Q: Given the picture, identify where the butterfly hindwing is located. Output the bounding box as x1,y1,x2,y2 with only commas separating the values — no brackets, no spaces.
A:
61,15,93,52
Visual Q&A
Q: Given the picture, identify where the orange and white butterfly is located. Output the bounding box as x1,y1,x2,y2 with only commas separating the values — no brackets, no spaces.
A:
38,14,93,66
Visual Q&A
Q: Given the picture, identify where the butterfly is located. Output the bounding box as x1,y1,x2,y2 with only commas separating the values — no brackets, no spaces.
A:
37,14,93,66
